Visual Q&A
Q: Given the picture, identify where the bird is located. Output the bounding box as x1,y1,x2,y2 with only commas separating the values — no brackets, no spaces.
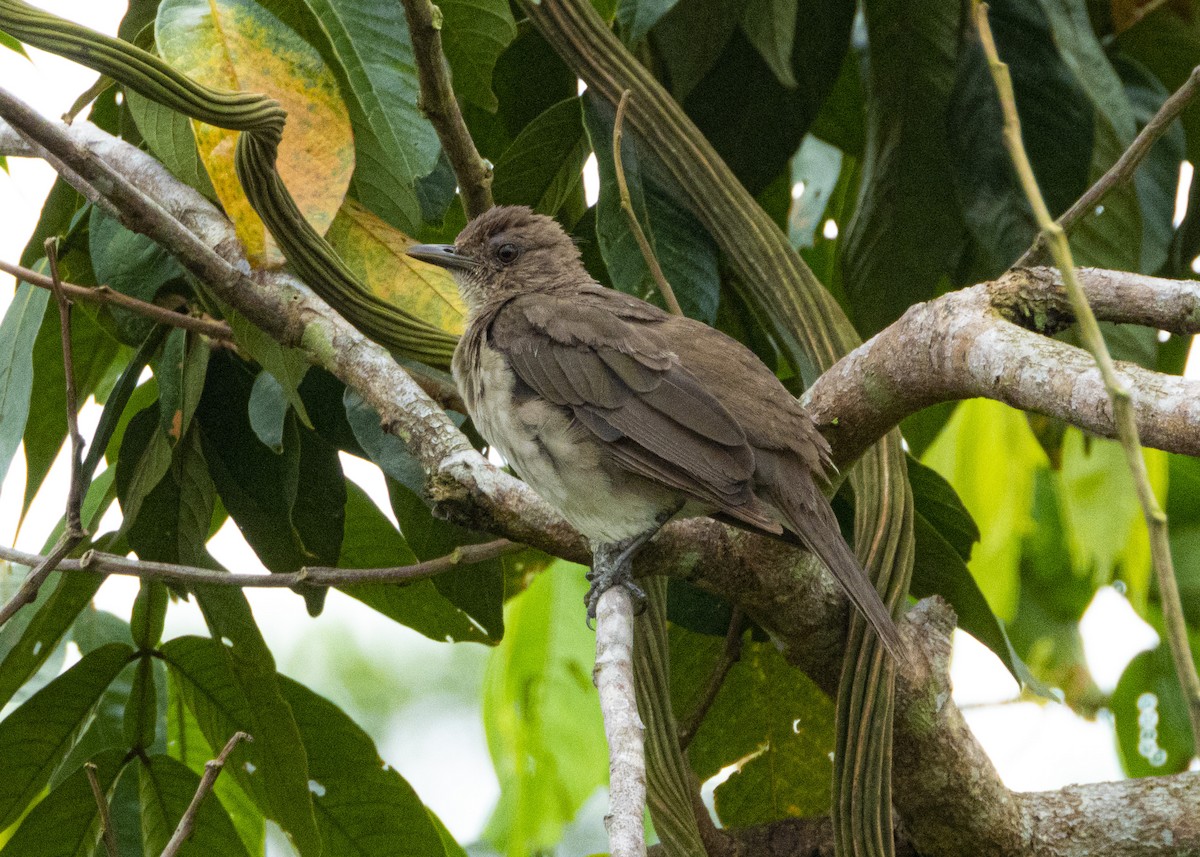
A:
408,205,905,660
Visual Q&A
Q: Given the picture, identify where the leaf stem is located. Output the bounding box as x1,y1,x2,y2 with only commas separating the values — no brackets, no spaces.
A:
977,1,1200,757
159,732,251,857
86,762,118,857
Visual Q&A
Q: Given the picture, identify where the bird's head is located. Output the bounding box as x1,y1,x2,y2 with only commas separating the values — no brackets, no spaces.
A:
408,205,583,313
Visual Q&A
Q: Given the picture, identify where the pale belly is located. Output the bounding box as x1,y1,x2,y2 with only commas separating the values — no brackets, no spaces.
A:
461,343,674,543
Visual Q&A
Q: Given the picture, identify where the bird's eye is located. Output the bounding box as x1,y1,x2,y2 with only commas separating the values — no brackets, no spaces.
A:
496,243,520,264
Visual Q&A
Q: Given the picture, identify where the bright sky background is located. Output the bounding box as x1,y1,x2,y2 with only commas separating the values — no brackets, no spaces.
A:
0,1,1187,850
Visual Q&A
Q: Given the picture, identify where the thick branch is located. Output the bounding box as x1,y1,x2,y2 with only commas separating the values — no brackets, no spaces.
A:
806,269,1200,466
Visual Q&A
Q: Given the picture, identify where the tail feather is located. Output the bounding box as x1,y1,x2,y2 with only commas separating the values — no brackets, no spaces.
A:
759,454,908,664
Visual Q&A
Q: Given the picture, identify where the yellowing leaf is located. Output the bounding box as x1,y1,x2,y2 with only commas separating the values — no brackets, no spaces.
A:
156,0,354,265
327,200,465,336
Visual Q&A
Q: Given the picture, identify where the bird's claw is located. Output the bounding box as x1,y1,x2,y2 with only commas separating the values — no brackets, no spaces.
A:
584,566,647,625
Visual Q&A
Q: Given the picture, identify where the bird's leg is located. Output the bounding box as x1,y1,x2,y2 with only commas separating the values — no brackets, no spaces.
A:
585,504,682,621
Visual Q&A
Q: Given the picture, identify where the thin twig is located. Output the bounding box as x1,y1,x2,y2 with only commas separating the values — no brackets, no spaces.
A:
44,238,85,537
0,240,91,628
1017,64,1200,267
160,731,251,857
85,762,118,857
0,258,232,339
978,2,1200,755
612,90,684,317
677,608,745,750
397,0,494,219
0,538,518,589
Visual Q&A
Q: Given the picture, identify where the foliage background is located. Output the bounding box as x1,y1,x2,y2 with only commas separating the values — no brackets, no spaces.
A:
0,0,1197,854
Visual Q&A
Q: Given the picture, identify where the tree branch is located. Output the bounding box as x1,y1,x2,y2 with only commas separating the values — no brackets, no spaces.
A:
160,731,250,857
1018,64,1200,267
805,268,1200,467
0,258,233,340
677,608,743,750
0,539,517,588
396,0,493,219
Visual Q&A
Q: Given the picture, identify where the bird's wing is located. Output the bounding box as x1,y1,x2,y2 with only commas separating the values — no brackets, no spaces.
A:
488,292,781,533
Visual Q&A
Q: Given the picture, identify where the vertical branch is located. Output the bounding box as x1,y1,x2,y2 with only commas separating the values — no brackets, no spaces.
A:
594,587,648,857
0,239,90,627
977,2,1200,755
160,731,251,857
397,0,494,219
613,90,683,317
85,762,118,857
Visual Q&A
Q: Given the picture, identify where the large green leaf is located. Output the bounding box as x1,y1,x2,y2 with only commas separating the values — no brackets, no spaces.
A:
617,0,680,42
278,675,448,857
0,643,132,831
1167,453,1200,627
0,283,50,487
1112,643,1195,777
947,0,1094,275
434,0,517,112
842,0,966,336
155,328,209,447
138,755,252,857
125,88,218,199
492,97,589,219
0,571,104,711
583,95,721,323
922,399,1049,621
671,626,834,825
114,404,174,538
127,426,217,569
337,482,493,644
482,562,607,853
299,0,441,232
88,208,186,345
162,628,321,857
0,747,128,857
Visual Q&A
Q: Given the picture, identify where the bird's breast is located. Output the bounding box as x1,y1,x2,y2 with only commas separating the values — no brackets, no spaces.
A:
454,337,674,542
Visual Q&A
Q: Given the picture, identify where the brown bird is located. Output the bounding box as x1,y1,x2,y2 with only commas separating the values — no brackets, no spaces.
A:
409,205,904,660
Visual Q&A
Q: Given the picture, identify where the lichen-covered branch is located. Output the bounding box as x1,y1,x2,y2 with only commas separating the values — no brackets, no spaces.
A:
806,270,1200,467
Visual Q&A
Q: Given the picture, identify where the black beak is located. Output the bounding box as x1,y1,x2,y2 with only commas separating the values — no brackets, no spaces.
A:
407,244,477,271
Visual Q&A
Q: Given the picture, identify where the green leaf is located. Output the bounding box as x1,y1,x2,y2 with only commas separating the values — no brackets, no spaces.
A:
741,0,798,87
616,0,680,42
0,29,28,57
922,399,1049,621
156,328,209,446
483,562,607,853
0,283,51,487
492,97,589,219
88,208,186,344
908,456,979,561
115,404,174,536
0,643,132,831
337,482,493,644
0,570,105,711
947,0,1094,275
788,135,843,249
109,762,148,857
653,0,746,102
671,626,834,825
843,0,966,336
248,370,289,452
21,297,122,519
225,311,312,429
128,426,217,569
583,95,721,323
163,627,321,857
124,656,160,751
298,0,441,233
125,90,218,198
433,0,517,112
343,388,426,494
1112,644,1195,776
388,479,505,640
0,747,128,857
278,675,448,857
138,755,252,857
1167,453,1200,628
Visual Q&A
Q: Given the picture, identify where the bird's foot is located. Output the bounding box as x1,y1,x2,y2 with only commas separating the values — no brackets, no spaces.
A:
585,535,652,624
